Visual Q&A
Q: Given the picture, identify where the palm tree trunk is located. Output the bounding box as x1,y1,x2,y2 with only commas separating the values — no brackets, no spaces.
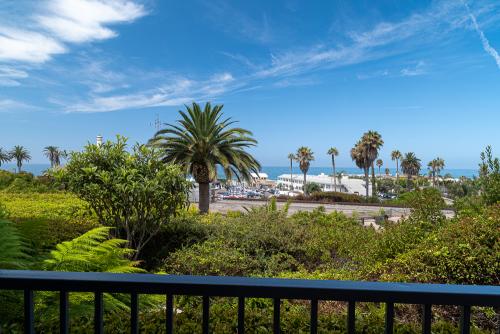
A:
371,162,376,197
290,159,293,192
303,172,307,195
332,156,337,190
199,182,210,214
396,160,399,180
364,167,370,199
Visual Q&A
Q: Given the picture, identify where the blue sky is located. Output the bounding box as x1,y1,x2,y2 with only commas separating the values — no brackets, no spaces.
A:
1,0,499,168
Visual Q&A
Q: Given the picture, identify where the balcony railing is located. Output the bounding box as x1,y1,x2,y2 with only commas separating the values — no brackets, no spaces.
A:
1,270,499,334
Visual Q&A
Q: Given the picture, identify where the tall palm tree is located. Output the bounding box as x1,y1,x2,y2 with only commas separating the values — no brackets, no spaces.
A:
295,147,314,195
401,152,421,189
428,157,445,187
44,146,62,168
376,159,383,176
327,147,339,190
351,141,371,198
0,148,11,168
391,150,402,180
287,153,295,191
149,102,260,214
10,146,31,173
361,131,384,196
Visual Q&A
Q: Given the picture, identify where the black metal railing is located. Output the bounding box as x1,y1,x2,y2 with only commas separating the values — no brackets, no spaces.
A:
1,270,499,333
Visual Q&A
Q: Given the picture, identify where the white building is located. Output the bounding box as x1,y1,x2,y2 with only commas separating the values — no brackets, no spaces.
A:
277,173,371,196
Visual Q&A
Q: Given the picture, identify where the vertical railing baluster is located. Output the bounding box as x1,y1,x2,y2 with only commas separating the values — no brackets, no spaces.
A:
131,292,139,334
202,296,210,334
496,308,500,334
460,305,471,334
421,304,431,334
60,291,69,334
24,289,34,334
166,294,173,334
310,299,318,334
273,298,280,334
238,296,245,334
347,301,355,334
94,292,103,334
385,302,394,334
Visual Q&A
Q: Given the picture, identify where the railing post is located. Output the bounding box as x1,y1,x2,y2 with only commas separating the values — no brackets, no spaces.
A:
385,302,394,334
24,289,34,334
238,296,245,334
60,291,69,334
421,304,431,334
94,292,103,334
202,296,210,334
166,294,173,334
460,305,471,334
273,298,281,334
310,299,318,334
131,292,139,334
347,301,355,334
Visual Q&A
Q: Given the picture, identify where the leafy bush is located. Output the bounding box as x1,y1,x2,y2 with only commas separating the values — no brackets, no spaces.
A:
373,205,500,285
479,146,500,205
56,136,191,258
294,191,365,203
0,192,97,253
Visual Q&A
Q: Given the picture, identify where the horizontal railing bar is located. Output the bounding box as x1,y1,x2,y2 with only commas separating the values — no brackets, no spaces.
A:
1,270,499,307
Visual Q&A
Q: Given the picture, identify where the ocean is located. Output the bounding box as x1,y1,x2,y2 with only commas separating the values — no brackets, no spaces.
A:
1,163,478,179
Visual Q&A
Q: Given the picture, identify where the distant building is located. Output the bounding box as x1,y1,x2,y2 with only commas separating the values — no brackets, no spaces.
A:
277,173,371,196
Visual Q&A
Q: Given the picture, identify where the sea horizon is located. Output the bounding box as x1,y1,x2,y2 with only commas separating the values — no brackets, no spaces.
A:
1,163,479,179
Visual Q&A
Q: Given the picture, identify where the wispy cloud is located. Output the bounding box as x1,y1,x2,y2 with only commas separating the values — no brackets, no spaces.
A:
400,61,427,77
0,26,65,63
63,72,242,112
58,0,500,113
36,0,145,43
462,0,500,69
0,98,38,112
0,0,146,64
0,65,29,86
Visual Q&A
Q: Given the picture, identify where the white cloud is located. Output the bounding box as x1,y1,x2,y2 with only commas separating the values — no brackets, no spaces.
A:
462,0,500,69
400,61,427,77
0,26,65,63
0,65,29,86
63,73,241,112
0,0,146,64
0,99,37,112
37,0,146,43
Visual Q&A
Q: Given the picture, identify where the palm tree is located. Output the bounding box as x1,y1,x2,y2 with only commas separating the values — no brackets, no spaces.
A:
149,102,260,214
10,146,31,173
350,141,370,198
401,152,421,189
428,157,445,187
0,148,11,168
44,146,62,168
385,168,390,176
391,150,402,180
376,159,383,176
295,147,314,195
327,147,339,190
361,131,384,196
287,153,295,191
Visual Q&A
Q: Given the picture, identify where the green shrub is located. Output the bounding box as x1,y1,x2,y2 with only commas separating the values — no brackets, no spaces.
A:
0,192,97,253
295,191,364,203
374,205,500,285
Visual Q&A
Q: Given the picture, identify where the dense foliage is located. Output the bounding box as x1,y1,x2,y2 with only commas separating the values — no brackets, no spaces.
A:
56,136,191,257
0,146,499,332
